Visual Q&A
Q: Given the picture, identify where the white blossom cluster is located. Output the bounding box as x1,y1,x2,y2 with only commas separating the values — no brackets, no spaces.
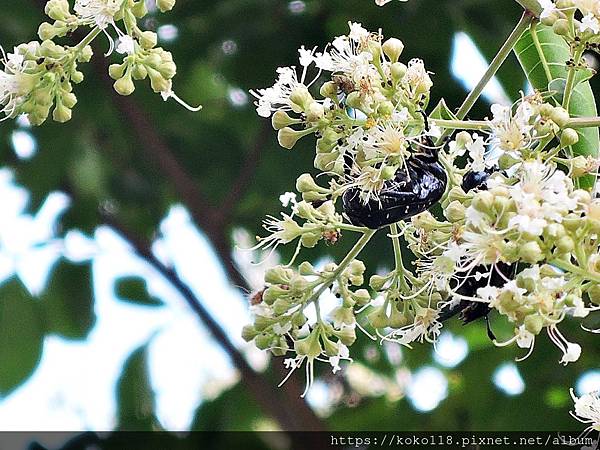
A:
251,22,435,203
0,0,197,125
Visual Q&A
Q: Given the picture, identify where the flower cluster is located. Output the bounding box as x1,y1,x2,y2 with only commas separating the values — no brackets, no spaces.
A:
251,22,435,203
246,14,600,400
0,0,198,125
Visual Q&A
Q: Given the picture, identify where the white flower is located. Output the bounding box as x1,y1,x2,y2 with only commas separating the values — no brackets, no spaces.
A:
382,307,442,347
466,133,487,172
548,325,582,365
375,0,409,4
404,58,433,97
508,214,547,236
348,22,370,42
116,35,135,55
539,0,558,19
74,0,122,29
488,101,536,157
570,388,600,433
0,47,34,120
580,13,600,34
328,343,351,374
476,285,499,303
279,191,298,208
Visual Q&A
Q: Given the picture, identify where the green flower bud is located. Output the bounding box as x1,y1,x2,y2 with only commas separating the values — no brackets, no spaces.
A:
52,103,71,123
320,81,338,99
337,326,356,346
377,101,395,116
571,156,592,177
472,191,494,212
78,45,93,63
556,0,574,8
314,152,338,171
45,0,71,21
294,330,321,358
302,191,327,202
109,63,126,80
306,102,324,122
272,110,298,130
114,75,135,96
273,299,292,315
38,23,59,40
390,62,407,81
156,0,176,12
369,274,389,291
254,315,274,332
389,304,408,328
587,284,600,305
345,91,362,109
61,92,77,109
551,106,570,127
322,335,340,357
552,19,571,36
71,71,84,84
382,38,404,63
292,312,307,327
40,40,66,59
147,67,170,92
132,64,148,80
242,325,258,342
278,127,306,150
445,200,466,222
301,231,321,248
298,261,316,276
560,128,579,147
541,10,560,27
271,337,289,356
132,0,148,17
254,333,271,350
352,289,371,306
265,266,294,284
556,235,575,254
296,173,321,193
367,306,389,329
524,315,544,335
519,241,544,264
289,86,313,112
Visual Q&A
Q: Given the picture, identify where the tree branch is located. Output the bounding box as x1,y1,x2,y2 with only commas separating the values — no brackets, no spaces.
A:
101,212,326,434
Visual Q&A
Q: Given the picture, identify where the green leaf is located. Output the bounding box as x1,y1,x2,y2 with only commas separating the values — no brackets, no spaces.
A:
115,277,163,307
0,279,45,396
42,261,95,339
514,23,599,188
116,343,159,431
430,98,459,121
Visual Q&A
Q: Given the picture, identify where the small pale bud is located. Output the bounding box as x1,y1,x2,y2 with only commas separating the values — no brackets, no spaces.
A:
296,173,320,193
556,235,575,254
367,306,389,329
242,325,258,342
551,106,570,127
306,102,325,122
52,103,71,123
337,327,356,346
519,241,544,264
445,200,466,222
320,81,338,99
552,19,570,36
114,75,135,96
156,0,176,12
277,127,304,149
390,62,407,81
272,110,297,130
524,315,544,335
382,38,404,63
139,31,158,49
560,128,579,147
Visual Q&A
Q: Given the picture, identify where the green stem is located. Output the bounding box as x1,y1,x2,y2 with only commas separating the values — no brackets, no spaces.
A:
566,117,600,128
307,229,377,304
76,27,102,52
432,119,489,131
530,21,553,84
514,0,542,16
562,46,584,111
436,11,533,145
550,259,600,283
390,223,409,291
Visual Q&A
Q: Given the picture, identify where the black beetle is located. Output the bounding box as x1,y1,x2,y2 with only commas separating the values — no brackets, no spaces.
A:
342,135,447,229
